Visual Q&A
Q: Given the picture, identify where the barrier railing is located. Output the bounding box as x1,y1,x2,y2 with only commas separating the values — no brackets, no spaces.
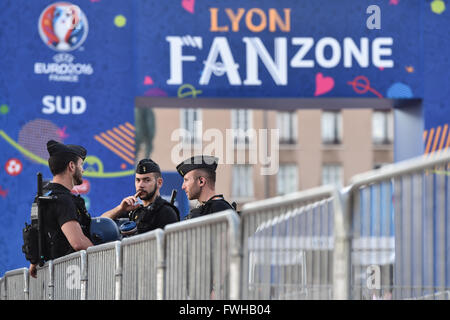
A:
52,251,86,300
1,151,449,300
2,267,28,300
121,229,164,300
29,262,50,300
345,151,450,300
86,241,121,300
164,210,240,300
0,275,4,300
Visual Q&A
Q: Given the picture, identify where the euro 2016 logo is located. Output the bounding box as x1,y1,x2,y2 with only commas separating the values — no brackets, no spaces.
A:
38,2,88,52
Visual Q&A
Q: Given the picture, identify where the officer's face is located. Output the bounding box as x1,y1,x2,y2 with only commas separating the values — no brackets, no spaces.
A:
73,158,84,186
182,170,201,200
135,173,160,200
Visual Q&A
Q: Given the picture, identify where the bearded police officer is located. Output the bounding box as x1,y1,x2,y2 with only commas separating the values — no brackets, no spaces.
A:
176,155,235,220
102,159,179,233
28,140,94,278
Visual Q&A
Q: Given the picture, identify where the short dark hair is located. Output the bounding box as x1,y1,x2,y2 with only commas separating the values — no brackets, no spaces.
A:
136,171,162,181
152,171,162,180
197,168,216,186
48,153,80,176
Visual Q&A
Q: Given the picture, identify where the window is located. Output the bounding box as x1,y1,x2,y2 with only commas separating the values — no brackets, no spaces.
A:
277,164,298,195
322,164,343,187
232,165,253,198
180,108,202,145
321,111,342,144
277,111,297,144
372,111,393,144
231,109,253,145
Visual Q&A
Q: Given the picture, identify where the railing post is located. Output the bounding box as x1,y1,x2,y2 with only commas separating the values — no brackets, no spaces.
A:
48,260,54,300
333,187,352,300
227,211,241,300
114,241,122,300
23,268,29,300
156,230,165,300
80,251,87,300
0,277,4,300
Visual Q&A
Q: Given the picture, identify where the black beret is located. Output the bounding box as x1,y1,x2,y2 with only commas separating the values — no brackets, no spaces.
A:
176,155,218,177
136,158,161,174
47,140,87,160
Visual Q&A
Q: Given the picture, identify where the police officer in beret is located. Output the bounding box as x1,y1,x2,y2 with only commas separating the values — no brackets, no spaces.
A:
177,155,235,220
102,159,179,234
28,140,94,278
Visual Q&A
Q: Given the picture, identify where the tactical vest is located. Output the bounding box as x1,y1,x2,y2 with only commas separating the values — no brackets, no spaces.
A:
129,196,180,234
40,185,91,260
184,195,234,220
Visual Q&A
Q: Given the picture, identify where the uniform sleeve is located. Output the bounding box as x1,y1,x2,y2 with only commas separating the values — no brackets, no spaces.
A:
54,195,79,227
155,205,179,229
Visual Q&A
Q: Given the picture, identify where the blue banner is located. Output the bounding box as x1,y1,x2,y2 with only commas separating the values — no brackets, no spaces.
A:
136,0,421,99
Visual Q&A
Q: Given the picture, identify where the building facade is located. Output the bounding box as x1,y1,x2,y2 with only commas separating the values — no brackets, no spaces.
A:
139,108,393,208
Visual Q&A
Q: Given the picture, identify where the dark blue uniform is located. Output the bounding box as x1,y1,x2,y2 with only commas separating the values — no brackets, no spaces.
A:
41,183,91,259
185,195,234,220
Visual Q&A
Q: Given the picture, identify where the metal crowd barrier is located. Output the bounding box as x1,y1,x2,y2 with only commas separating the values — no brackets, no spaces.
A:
52,251,86,300
2,267,28,300
86,241,121,300
29,262,50,300
1,151,449,300
121,229,164,300
0,275,4,300
164,210,240,300
1,210,240,300
241,185,345,300
345,151,450,300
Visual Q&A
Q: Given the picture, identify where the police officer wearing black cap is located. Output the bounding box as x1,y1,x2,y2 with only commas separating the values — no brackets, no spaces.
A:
28,140,94,278
177,155,235,220
102,159,179,234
